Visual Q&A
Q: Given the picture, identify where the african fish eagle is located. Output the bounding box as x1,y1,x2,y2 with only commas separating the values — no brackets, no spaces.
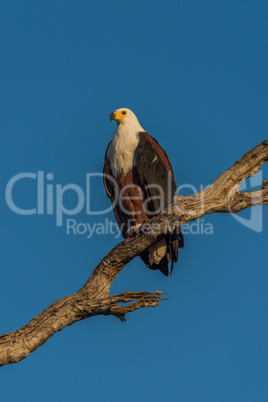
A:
103,108,184,276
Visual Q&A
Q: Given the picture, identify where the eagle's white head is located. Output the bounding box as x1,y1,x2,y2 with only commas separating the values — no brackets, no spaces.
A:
108,108,145,176
110,108,144,132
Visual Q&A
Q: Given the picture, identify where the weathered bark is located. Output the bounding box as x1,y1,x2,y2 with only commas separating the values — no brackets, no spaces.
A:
1,139,268,367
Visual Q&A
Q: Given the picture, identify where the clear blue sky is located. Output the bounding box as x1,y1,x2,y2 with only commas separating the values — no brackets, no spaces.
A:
1,1,268,401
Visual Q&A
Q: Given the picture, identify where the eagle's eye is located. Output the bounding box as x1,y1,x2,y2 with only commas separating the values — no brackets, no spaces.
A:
122,111,126,115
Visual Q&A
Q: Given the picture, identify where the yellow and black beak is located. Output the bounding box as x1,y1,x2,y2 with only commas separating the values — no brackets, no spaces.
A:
110,112,116,122
110,110,127,123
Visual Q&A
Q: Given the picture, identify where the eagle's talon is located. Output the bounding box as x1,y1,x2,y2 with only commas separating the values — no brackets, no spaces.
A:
126,223,142,238
125,227,136,238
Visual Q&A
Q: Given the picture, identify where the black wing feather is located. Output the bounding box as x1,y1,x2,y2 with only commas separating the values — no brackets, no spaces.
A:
135,132,184,276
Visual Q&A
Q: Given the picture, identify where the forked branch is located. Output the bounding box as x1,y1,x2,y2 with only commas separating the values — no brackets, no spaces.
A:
1,139,267,367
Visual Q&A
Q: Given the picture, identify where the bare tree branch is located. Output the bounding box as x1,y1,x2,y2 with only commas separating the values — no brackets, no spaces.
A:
0,290,166,366
1,139,267,367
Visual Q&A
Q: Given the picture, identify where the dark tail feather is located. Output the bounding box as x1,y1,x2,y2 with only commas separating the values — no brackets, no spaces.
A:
167,226,184,275
178,226,184,249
